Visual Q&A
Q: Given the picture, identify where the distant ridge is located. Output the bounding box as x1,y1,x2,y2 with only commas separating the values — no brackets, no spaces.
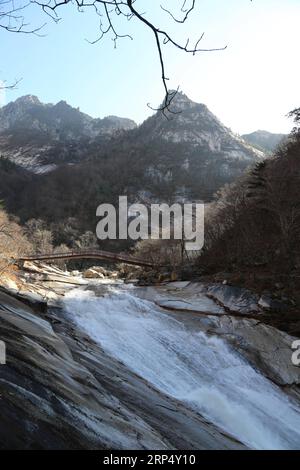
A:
0,91,270,237
242,130,287,154
0,95,137,173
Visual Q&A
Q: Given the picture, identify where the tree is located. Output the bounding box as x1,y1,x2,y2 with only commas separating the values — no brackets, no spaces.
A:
24,218,53,253
74,231,98,250
287,107,300,135
199,107,300,274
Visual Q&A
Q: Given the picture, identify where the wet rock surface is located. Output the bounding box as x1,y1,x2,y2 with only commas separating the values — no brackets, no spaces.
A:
206,284,261,315
0,285,244,450
83,266,117,279
0,266,299,449
137,282,262,316
136,282,300,387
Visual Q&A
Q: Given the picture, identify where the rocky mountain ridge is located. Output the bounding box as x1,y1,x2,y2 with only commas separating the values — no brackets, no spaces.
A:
242,130,287,154
0,92,268,236
0,92,265,175
0,94,136,137
142,92,264,161
0,95,136,173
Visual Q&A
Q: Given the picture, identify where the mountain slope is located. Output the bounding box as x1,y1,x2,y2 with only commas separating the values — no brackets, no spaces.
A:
112,92,265,201
0,92,266,247
142,92,264,160
0,95,136,173
242,130,286,154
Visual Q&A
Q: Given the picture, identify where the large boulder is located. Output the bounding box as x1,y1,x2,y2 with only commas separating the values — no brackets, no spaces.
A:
207,284,261,315
83,267,108,279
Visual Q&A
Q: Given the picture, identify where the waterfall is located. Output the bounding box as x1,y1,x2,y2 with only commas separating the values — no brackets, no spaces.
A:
62,283,300,450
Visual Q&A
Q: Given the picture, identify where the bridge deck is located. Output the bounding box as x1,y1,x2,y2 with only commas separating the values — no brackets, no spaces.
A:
17,250,156,268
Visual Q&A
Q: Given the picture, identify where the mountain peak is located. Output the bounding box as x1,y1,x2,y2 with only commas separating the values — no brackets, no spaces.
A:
242,130,287,153
55,100,73,109
140,91,263,162
163,90,208,112
14,95,41,106
0,94,137,173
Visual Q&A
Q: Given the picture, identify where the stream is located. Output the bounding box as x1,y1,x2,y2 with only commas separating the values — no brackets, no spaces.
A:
61,282,300,450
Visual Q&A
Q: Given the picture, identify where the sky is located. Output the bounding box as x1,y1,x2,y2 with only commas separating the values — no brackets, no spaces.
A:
0,0,299,134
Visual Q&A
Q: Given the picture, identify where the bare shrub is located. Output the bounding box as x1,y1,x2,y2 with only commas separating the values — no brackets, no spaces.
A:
0,209,32,274
24,219,53,254
134,239,183,270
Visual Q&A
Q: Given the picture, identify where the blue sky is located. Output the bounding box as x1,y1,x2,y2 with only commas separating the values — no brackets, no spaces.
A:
1,0,299,133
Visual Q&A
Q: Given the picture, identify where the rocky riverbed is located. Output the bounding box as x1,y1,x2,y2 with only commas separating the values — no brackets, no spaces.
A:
0,263,299,449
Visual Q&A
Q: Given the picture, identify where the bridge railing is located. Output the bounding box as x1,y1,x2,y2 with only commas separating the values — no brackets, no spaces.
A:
17,249,158,268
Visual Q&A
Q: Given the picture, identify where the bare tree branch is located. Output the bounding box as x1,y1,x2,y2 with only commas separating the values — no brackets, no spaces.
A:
28,0,226,114
1,1,233,113
0,77,22,89
160,0,196,24
0,0,45,34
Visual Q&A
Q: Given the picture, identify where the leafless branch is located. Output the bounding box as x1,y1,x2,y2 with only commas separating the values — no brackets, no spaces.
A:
0,0,46,34
1,1,231,113
0,77,22,90
160,0,196,24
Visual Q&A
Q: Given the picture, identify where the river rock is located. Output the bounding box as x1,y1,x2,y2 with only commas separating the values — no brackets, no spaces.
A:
258,294,287,311
208,315,300,386
83,268,105,279
83,266,112,279
206,284,261,315
136,283,225,315
23,261,85,285
137,282,262,316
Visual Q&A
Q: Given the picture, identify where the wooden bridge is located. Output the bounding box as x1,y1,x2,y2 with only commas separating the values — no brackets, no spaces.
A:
17,250,157,268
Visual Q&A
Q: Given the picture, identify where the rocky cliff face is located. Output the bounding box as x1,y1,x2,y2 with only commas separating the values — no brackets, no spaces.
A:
142,92,264,161
0,95,136,173
0,92,263,176
113,92,266,201
0,92,267,228
0,95,136,138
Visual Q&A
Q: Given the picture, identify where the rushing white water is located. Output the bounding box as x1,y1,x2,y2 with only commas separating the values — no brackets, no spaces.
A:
62,283,300,450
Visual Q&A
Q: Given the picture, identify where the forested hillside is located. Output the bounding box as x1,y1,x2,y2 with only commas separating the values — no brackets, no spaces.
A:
0,93,263,250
